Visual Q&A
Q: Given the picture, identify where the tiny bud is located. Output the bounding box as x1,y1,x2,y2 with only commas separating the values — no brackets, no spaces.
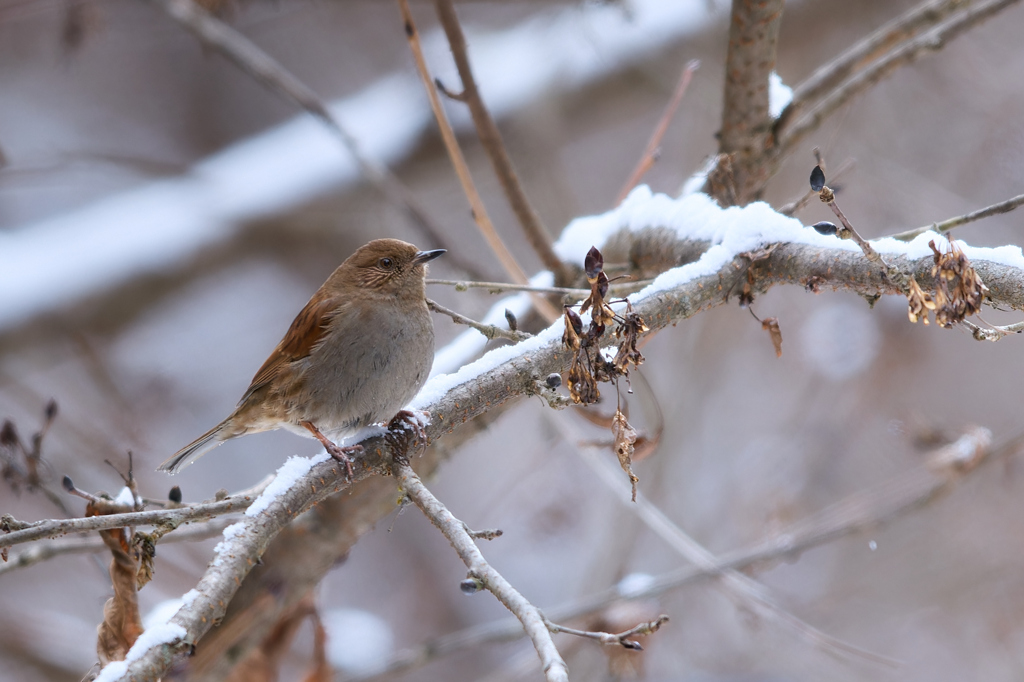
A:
811,221,838,236
0,420,17,447
168,486,182,504
504,308,518,332
460,577,483,594
44,399,58,422
545,372,562,389
455,282,468,292
585,246,605,280
810,165,826,192
62,475,74,492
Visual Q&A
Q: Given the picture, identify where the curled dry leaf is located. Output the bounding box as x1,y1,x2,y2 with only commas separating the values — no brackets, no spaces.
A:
761,317,783,357
612,409,639,502
87,498,144,665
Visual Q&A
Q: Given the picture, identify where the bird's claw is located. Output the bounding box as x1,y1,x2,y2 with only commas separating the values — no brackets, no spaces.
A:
324,442,361,479
387,410,429,459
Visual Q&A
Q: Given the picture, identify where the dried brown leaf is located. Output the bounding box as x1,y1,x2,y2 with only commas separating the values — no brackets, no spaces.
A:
612,409,639,502
761,317,783,357
88,499,143,664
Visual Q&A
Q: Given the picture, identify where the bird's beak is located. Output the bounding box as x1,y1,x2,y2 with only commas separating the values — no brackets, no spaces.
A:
413,249,446,265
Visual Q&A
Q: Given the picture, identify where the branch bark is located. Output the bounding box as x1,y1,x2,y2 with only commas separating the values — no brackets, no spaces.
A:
714,0,785,205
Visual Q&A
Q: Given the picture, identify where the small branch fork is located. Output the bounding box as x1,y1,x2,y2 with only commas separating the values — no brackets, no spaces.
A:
426,298,531,343
392,458,570,682
433,0,565,280
394,459,665,679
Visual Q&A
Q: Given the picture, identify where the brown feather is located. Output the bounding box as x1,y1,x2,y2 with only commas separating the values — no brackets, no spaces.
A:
241,291,339,403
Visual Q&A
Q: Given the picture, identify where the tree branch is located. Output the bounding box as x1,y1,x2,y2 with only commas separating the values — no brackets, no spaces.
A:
426,298,532,343
714,0,785,205
394,459,569,682
775,0,971,136
889,191,1024,241
778,0,1023,156
88,209,1024,680
434,0,566,279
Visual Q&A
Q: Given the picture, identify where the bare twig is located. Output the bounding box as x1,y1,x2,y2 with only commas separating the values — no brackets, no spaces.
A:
714,0,785,205
0,517,236,576
778,0,1023,156
1,494,253,549
889,192,1024,241
427,278,591,297
399,0,557,324
545,614,669,651
434,0,565,279
427,298,532,343
616,59,699,205
144,0,479,278
775,0,972,135
393,459,569,682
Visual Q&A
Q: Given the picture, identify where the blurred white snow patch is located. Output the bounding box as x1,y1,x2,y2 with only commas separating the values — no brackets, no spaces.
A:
769,72,793,118
798,301,881,380
617,572,655,598
322,608,394,675
113,486,135,507
143,598,183,630
94,623,186,682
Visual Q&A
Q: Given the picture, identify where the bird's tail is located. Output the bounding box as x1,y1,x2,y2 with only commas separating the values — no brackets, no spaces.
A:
158,422,228,474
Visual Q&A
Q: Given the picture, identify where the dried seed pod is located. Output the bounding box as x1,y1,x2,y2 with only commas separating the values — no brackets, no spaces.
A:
545,373,562,389
503,308,518,332
810,165,826,192
811,221,838,236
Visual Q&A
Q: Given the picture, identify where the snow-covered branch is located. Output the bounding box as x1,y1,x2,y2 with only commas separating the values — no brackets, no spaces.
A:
85,188,1024,680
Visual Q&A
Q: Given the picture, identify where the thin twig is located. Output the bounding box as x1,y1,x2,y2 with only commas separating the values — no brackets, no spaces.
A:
0,517,236,576
779,0,1023,156
426,298,532,343
144,0,482,278
428,278,591,297
356,428,1006,680
393,459,569,682
545,615,669,651
775,0,972,136
616,59,699,205
434,0,565,279
889,192,1024,241
398,0,562,324
1,495,253,549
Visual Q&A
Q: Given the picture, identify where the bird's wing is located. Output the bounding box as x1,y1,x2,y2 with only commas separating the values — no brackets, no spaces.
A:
239,291,342,404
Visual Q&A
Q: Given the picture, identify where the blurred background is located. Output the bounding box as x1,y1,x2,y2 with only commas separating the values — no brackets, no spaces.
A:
3,0,1024,680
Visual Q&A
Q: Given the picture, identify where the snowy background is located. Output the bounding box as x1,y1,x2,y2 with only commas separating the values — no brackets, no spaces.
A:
4,0,1024,680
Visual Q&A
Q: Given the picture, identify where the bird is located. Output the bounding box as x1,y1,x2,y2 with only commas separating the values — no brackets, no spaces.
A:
158,238,445,475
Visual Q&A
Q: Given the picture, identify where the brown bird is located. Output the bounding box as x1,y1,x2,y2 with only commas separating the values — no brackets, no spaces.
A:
158,238,444,474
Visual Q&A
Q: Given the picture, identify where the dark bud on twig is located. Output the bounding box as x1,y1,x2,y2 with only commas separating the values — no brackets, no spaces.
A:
0,420,16,447
44,400,58,423
584,246,604,281
460,577,484,594
811,221,838,236
169,486,182,504
545,373,562,389
810,165,826,192
62,475,74,492
504,308,518,332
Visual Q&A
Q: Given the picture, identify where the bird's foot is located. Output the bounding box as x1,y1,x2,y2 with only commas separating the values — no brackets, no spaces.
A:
325,442,362,479
387,410,429,460
301,420,360,479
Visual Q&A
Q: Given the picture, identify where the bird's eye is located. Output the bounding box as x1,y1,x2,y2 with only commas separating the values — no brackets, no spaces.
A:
379,257,394,269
